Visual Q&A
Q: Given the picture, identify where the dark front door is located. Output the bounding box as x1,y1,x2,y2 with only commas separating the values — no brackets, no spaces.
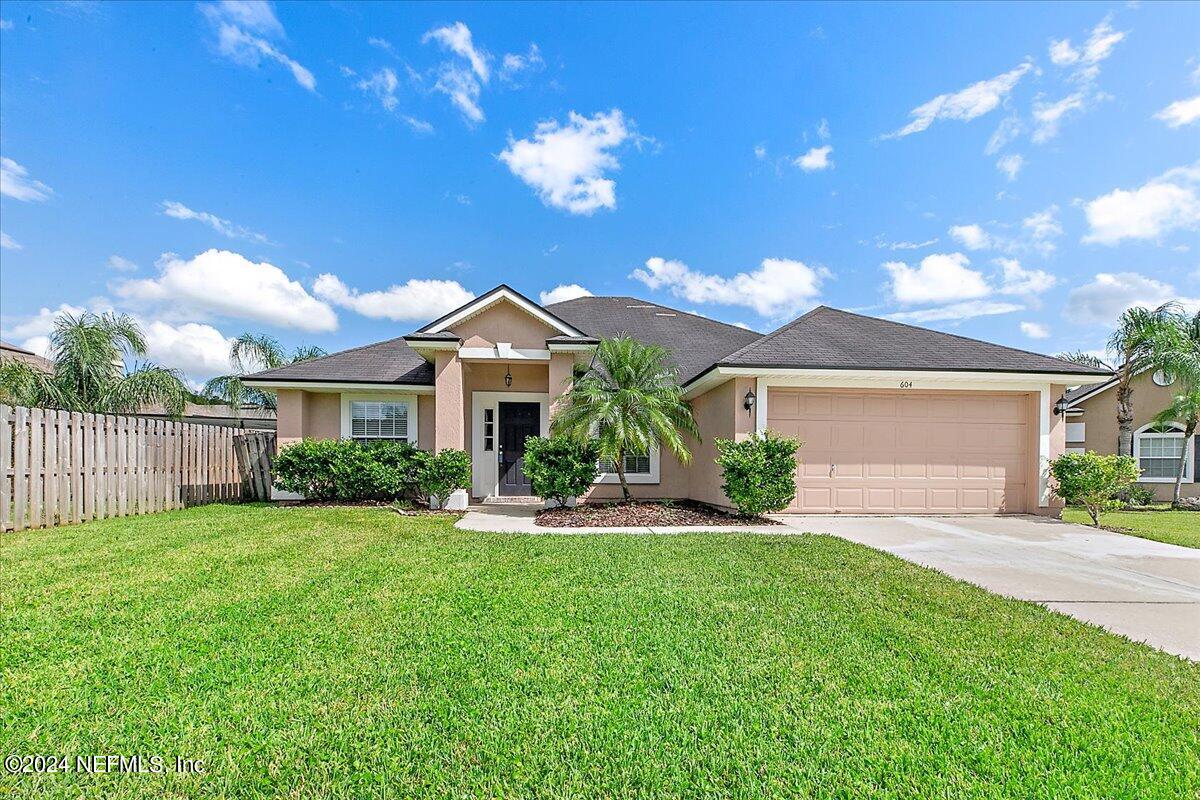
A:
498,402,540,496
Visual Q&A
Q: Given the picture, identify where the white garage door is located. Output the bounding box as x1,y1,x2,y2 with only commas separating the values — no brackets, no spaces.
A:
767,389,1029,514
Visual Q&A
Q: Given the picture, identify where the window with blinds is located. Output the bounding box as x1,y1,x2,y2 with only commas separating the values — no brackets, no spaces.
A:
350,401,409,442
598,452,651,475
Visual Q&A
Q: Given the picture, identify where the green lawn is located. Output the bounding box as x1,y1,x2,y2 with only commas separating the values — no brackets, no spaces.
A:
1062,506,1200,549
3,506,1198,799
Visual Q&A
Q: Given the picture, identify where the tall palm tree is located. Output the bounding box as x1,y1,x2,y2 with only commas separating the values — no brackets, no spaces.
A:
0,312,187,415
1150,310,1200,507
203,333,326,412
1107,304,1179,456
551,335,699,501
1055,351,1113,371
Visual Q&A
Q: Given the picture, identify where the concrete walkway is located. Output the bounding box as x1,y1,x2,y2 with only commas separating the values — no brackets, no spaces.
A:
774,515,1200,661
457,507,1200,660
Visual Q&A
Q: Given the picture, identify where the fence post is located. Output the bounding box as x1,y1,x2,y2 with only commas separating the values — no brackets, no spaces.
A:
1,405,12,532
13,406,29,532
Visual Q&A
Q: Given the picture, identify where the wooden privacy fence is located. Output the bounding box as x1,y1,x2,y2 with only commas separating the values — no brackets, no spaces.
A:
1,404,276,533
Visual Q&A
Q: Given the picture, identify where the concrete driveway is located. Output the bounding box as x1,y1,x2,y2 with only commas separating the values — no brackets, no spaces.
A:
775,515,1200,661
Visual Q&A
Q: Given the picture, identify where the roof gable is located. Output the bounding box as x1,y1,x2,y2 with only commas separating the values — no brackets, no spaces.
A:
418,285,584,337
712,306,1112,380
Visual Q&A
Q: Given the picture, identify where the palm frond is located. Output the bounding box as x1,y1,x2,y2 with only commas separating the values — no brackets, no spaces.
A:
1056,351,1112,371
0,360,68,408
231,333,286,373
289,345,327,363
102,363,189,416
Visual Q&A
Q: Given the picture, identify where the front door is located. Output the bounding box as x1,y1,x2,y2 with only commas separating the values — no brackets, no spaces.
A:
498,402,540,496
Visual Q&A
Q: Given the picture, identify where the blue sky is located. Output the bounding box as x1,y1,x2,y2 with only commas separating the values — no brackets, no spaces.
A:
1,0,1197,386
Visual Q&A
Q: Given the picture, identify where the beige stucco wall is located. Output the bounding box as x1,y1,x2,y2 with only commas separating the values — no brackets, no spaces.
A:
275,389,340,450
454,301,560,350
1073,370,1199,501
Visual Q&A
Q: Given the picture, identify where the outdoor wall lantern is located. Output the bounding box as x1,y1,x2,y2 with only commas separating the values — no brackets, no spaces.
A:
1053,394,1069,415
504,366,513,387
743,387,756,416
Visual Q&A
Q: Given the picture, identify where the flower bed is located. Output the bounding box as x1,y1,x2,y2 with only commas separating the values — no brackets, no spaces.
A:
535,500,779,528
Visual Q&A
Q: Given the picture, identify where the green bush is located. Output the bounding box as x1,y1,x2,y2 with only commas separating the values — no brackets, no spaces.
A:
522,436,600,505
1049,451,1140,526
420,449,472,509
715,431,801,516
1116,484,1157,508
273,439,430,502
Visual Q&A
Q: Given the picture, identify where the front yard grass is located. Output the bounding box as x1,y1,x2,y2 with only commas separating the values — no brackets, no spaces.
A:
3,505,1198,798
1062,505,1200,549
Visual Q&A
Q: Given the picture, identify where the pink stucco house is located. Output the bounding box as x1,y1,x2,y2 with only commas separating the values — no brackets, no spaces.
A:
245,285,1108,514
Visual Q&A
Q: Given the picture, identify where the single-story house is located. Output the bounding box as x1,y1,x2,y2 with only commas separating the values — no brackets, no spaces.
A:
1064,367,1198,501
244,285,1109,515
0,339,54,373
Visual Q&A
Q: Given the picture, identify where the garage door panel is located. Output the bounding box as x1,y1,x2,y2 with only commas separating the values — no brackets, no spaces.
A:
768,388,1029,514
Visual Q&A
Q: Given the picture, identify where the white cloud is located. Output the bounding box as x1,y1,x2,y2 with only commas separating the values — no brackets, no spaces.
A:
357,67,399,111
1155,96,1200,128
142,321,235,380
1023,205,1063,255
948,224,993,251
402,116,434,135
3,303,88,341
499,109,636,215
883,252,992,305
1049,16,1126,84
1032,92,1088,143
996,153,1023,181
106,255,138,272
499,43,544,85
422,21,490,122
1082,163,1200,245
367,36,395,55
884,61,1033,138
995,257,1057,295
1064,272,1200,325
312,274,474,322
0,19,13,30
1020,321,1051,339
753,144,767,161
1,157,53,202
887,300,1023,323
631,256,829,319
985,114,1022,155
816,118,830,140
115,249,337,332
19,336,51,359
1,231,21,250
539,284,593,305
201,1,315,92
794,145,833,172
160,200,270,243
869,236,940,251
1048,39,1079,66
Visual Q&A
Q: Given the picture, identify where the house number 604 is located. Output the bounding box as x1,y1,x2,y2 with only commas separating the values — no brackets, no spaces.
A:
899,380,913,388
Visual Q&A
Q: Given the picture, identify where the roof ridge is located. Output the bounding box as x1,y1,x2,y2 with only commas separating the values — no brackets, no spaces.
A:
547,295,763,336
719,305,830,363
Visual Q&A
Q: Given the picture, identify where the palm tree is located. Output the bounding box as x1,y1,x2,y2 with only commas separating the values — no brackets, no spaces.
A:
1150,310,1200,507
551,335,699,501
1055,351,1113,371
203,333,326,412
0,312,187,415
1107,304,1180,456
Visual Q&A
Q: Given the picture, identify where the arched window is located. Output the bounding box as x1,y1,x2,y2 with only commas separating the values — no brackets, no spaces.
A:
1133,422,1193,483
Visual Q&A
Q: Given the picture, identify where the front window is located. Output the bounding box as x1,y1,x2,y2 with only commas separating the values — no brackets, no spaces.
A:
350,401,409,442
599,452,651,475
1135,424,1191,482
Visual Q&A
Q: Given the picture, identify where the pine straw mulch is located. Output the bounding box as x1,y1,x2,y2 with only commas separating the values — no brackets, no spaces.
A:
535,500,778,528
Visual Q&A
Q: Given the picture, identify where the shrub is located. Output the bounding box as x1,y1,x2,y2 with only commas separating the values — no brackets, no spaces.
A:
1049,451,1140,526
419,449,472,509
1116,484,1156,508
522,436,600,506
715,431,801,516
273,439,429,502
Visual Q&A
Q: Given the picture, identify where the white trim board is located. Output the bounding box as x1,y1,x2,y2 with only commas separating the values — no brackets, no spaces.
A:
684,367,1096,399
245,380,435,394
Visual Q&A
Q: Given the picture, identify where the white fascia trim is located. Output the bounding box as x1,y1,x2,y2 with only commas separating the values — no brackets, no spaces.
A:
405,341,460,352
547,343,597,353
420,288,585,337
685,366,1091,399
244,380,435,394
339,391,420,447
459,346,551,361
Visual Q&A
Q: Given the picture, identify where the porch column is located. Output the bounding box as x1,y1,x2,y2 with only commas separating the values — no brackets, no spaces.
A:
548,352,575,422
434,351,465,452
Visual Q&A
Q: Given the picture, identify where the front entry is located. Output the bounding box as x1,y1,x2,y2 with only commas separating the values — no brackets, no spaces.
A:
498,402,540,495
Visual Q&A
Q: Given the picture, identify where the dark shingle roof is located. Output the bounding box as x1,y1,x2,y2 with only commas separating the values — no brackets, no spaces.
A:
246,336,434,385
546,296,761,383
707,306,1112,382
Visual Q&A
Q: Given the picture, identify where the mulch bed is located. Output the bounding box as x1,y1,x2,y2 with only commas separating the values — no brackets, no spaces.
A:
536,500,778,528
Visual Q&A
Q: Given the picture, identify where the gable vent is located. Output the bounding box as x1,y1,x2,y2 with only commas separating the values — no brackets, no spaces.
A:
655,312,677,317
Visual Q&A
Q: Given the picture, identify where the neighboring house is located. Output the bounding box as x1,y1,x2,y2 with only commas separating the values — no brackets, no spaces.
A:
135,402,277,431
1064,368,1198,501
0,339,54,373
244,285,1107,515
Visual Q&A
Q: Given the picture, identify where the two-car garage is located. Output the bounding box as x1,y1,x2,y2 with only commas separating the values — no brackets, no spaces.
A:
766,388,1032,514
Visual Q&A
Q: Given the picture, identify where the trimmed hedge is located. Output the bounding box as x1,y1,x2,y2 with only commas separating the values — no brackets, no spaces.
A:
522,436,600,505
273,439,470,505
715,431,802,516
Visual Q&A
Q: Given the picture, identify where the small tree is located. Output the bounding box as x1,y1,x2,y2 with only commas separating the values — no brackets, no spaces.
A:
1049,451,1140,526
523,436,600,507
715,431,802,516
421,450,472,509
